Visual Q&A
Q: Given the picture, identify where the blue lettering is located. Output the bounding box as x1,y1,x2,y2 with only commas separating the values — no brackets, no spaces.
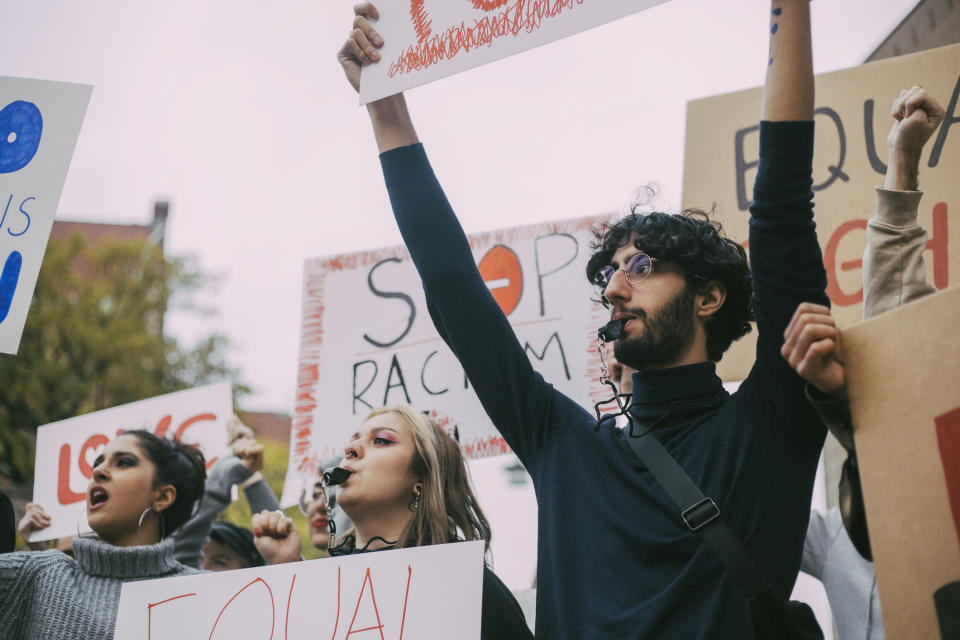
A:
0,251,23,323
0,101,43,174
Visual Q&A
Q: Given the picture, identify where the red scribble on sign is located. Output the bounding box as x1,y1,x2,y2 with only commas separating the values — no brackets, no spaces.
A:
462,435,511,458
472,0,512,11
394,0,587,77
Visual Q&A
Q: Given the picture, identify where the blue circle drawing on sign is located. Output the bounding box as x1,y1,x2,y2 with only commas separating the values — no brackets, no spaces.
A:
0,101,43,174
0,251,23,324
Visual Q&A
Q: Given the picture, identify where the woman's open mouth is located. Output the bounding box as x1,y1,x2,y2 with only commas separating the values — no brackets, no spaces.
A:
88,486,109,510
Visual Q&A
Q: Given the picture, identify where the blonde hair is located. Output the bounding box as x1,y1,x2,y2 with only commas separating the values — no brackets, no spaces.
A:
339,406,491,551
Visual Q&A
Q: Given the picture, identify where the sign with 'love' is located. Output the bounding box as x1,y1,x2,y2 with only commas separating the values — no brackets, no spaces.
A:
31,382,233,543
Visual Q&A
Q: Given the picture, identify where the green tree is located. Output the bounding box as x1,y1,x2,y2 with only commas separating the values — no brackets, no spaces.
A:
0,232,246,482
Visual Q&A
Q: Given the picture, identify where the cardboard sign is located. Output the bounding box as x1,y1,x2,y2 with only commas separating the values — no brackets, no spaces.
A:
31,382,233,542
843,286,960,640
283,214,613,506
114,540,485,640
682,43,960,381
0,76,92,354
358,0,669,104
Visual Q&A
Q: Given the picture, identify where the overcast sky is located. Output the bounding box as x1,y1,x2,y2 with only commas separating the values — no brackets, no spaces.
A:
1,0,917,412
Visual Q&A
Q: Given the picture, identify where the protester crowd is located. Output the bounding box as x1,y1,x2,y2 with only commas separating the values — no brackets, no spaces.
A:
0,0,956,638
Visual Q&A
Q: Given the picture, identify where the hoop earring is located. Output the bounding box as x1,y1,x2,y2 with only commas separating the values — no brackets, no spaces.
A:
408,486,422,513
137,506,165,545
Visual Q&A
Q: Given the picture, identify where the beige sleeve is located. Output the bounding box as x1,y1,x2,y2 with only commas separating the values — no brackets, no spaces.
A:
862,187,938,320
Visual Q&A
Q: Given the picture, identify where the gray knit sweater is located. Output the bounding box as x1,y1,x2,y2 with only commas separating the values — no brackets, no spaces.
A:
0,536,197,640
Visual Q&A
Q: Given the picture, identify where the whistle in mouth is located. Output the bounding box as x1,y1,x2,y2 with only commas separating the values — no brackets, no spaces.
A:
322,467,352,486
598,318,627,342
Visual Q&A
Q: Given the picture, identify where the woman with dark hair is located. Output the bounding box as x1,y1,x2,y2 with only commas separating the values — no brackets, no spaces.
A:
254,406,532,639
0,430,206,640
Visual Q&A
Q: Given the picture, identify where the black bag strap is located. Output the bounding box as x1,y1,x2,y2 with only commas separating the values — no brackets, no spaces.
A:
624,428,771,599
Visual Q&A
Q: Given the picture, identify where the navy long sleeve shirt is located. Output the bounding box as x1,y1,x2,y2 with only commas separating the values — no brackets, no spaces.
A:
380,121,828,639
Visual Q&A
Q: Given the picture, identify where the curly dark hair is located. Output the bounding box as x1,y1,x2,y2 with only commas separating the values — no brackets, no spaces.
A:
126,430,207,535
585,208,754,362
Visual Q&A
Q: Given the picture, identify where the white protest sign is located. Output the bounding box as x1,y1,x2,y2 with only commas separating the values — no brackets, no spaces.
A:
31,382,233,543
283,214,613,506
114,540,485,640
0,76,92,354
358,0,670,104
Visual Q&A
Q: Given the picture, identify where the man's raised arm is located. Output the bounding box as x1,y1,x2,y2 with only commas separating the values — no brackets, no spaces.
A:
761,0,813,122
338,3,419,153
335,3,573,465
746,0,828,439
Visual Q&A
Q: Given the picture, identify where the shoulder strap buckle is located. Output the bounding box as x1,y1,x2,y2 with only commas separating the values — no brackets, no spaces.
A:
682,497,721,532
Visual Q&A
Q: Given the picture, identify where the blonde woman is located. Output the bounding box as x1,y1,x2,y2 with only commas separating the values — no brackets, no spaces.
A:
253,406,532,639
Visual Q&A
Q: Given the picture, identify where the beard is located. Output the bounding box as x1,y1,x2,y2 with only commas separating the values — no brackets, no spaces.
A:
613,286,696,370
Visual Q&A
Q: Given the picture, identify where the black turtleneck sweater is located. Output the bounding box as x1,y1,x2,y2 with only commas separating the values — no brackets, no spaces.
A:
381,121,829,639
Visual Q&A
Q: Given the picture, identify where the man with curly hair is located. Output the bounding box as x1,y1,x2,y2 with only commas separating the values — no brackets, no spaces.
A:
585,208,755,368
337,1,828,637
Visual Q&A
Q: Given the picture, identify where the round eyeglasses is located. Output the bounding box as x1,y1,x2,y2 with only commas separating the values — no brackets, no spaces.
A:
595,253,658,292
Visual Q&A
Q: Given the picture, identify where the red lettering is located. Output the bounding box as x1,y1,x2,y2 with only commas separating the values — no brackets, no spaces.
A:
824,218,867,306
284,574,297,640
935,407,960,550
283,567,341,639
78,434,109,478
346,568,385,639
209,577,276,640
331,567,341,640
53,409,222,508
57,444,86,506
175,412,217,442
148,592,197,640
154,415,173,438
929,202,949,290
397,566,412,640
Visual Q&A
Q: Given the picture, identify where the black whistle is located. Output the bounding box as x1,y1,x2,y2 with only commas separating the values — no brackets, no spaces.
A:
323,467,352,486
598,318,627,343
